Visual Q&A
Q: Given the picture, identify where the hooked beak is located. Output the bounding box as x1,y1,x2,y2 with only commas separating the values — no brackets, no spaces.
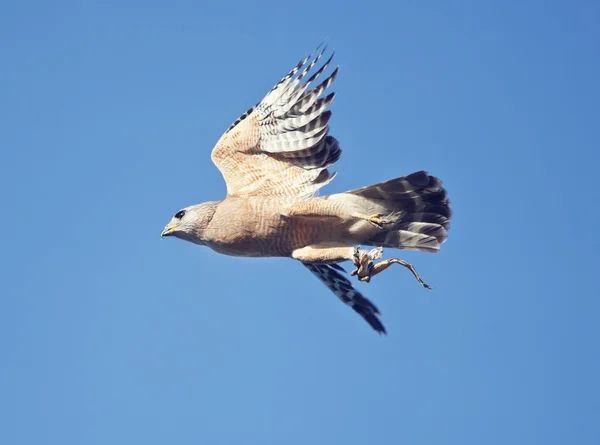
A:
161,224,179,238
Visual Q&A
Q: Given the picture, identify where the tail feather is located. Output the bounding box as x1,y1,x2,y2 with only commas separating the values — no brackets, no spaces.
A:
397,222,448,242
337,171,451,253
370,229,444,253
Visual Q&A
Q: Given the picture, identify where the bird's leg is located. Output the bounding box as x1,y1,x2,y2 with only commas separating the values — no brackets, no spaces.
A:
292,245,355,263
351,247,433,289
354,213,393,229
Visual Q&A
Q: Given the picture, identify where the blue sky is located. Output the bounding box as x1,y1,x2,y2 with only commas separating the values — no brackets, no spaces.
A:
2,1,599,444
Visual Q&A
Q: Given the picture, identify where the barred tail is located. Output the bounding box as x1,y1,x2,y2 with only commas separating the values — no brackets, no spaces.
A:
342,171,452,253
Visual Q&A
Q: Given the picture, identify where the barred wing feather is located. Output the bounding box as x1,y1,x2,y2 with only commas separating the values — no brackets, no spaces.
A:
211,46,341,198
303,263,387,334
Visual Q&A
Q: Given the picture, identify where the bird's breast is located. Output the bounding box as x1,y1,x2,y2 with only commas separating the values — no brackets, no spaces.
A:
202,198,291,257
201,197,347,257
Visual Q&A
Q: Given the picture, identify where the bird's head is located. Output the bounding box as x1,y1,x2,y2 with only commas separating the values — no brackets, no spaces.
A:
161,201,219,245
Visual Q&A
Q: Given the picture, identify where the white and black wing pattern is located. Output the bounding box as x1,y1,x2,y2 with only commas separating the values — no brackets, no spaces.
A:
303,263,386,334
255,47,339,161
211,45,342,198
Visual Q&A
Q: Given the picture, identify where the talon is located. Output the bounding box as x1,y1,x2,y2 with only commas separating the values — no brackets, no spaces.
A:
356,213,392,229
367,213,390,229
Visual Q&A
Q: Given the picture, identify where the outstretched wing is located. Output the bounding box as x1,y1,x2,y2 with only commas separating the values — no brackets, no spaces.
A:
303,263,387,334
211,46,341,198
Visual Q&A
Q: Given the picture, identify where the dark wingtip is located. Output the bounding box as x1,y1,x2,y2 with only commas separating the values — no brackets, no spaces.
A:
303,262,387,336
368,315,387,335
353,305,387,334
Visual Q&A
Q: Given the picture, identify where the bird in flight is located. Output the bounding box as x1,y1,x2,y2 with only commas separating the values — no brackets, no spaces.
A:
161,45,451,334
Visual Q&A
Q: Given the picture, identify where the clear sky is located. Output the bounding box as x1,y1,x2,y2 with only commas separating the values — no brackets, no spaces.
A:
2,1,599,444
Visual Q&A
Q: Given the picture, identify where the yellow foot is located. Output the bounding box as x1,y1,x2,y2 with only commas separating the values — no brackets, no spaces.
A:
356,213,392,229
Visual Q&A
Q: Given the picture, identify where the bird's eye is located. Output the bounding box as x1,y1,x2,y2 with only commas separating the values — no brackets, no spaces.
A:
174,210,186,219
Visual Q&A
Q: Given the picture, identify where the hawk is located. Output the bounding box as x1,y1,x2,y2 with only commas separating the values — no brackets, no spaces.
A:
161,46,451,334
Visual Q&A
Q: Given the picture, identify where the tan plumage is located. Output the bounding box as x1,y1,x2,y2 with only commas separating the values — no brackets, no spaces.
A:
161,46,452,334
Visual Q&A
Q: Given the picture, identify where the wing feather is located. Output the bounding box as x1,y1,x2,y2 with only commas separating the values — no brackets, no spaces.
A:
211,46,341,198
303,263,387,334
